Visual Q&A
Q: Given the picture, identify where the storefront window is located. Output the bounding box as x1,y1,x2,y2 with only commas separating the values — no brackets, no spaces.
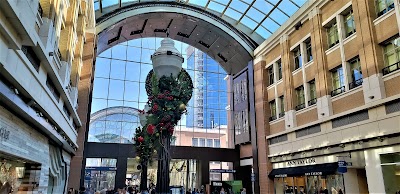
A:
0,155,41,193
84,158,117,193
274,174,344,194
380,153,400,193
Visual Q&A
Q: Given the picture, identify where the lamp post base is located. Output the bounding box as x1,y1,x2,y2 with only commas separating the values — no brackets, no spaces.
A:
156,136,171,194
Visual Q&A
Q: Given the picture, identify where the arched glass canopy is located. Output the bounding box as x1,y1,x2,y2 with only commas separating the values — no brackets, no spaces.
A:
94,0,307,41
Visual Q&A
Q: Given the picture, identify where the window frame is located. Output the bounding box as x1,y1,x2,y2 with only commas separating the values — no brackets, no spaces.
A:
308,80,317,106
344,9,356,38
331,66,345,96
269,100,277,121
295,86,305,110
327,22,339,48
348,57,363,89
305,38,313,63
279,96,285,117
277,59,282,80
376,0,395,17
268,65,274,85
293,46,302,70
382,37,400,75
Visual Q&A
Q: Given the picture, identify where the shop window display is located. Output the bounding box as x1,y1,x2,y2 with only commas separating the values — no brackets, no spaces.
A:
274,174,344,194
380,153,400,193
0,156,41,193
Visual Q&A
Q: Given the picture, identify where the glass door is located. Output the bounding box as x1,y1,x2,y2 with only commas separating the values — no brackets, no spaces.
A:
306,176,319,194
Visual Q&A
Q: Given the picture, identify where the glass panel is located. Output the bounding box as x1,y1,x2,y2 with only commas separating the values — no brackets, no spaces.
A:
274,177,285,194
350,58,362,82
270,100,276,117
332,67,344,89
306,176,319,194
95,58,111,78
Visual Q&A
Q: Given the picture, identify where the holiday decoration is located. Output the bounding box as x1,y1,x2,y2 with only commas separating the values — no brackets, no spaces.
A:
133,38,193,193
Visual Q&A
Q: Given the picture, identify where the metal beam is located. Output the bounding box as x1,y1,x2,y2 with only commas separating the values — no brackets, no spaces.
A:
252,0,283,33
220,0,233,17
99,0,103,13
236,0,256,25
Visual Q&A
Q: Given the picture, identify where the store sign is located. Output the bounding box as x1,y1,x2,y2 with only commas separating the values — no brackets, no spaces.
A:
274,174,287,178
212,182,222,186
210,169,236,173
337,161,347,173
305,172,322,176
85,167,117,171
0,126,10,141
287,158,316,167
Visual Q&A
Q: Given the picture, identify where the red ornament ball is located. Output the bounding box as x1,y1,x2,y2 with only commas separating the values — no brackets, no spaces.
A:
147,124,156,135
138,136,144,143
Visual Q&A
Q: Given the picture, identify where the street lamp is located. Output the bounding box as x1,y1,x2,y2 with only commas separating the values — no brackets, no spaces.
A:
135,37,193,194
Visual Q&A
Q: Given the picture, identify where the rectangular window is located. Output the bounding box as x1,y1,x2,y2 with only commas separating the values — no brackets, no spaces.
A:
305,39,313,62
376,0,395,17
279,96,285,117
207,139,213,147
277,59,282,80
192,138,198,147
46,76,61,100
293,47,302,70
199,138,206,147
383,37,400,75
295,86,305,111
269,100,277,121
327,22,339,48
349,57,363,89
63,105,71,117
344,10,356,37
331,66,345,96
308,80,317,106
21,46,40,72
295,125,321,138
268,66,274,85
268,134,288,145
214,139,220,148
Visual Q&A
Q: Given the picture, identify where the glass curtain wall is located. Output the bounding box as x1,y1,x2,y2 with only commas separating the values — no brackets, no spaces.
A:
89,38,233,148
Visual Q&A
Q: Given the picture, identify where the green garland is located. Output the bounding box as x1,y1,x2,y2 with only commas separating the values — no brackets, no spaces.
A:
134,70,193,165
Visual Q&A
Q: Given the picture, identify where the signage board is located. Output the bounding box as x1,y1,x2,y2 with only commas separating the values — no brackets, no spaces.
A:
287,158,316,167
85,167,117,171
337,161,347,173
210,169,236,173
250,173,255,182
0,126,10,141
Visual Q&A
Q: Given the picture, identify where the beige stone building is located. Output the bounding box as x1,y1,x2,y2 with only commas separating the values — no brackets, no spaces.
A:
0,0,95,193
253,0,400,193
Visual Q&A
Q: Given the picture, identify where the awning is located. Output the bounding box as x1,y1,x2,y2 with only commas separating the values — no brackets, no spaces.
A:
268,163,338,178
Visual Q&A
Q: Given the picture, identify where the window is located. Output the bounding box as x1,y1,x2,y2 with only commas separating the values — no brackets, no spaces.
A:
349,57,363,89
268,134,288,145
207,139,213,147
296,125,321,138
277,59,282,80
383,37,400,75
331,66,345,96
199,138,206,147
295,86,305,111
63,105,71,117
344,10,356,37
308,80,317,106
268,66,274,85
46,76,61,100
327,22,339,48
269,100,276,121
21,46,40,72
214,139,220,148
376,0,395,17
279,96,285,117
332,110,369,128
293,46,302,70
192,138,198,147
305,38,313,62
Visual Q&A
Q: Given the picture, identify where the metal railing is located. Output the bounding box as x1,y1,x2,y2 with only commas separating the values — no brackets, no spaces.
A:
382,62,400,75
331,86,345,97
308,98,317,106
269,115,277,122
295,103,306,111
348,78,363,90
38,3,43,18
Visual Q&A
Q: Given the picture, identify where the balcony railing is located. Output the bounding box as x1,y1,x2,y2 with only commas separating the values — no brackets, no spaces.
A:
269,115,277,122
279,112,285,117
348,78,363,90
331,86,345,97
295,103,306,111
38,3,43,18
21,46,40,72
308,98,317,106
382,62,400,75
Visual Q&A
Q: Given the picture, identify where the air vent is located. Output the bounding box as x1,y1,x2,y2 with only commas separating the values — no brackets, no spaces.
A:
296,125,321,138
198,40,210,48
130,19,148,35
218,53,227,62
108,26,122,44
154,19,173,34
386,99,400,114
177,32,190,38
332,110,369,128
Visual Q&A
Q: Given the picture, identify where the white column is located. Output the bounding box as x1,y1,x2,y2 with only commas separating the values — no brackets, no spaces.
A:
300,42,309,107
343,169,360,193
394,0,400,34
336,14,350,91
364,149,386,194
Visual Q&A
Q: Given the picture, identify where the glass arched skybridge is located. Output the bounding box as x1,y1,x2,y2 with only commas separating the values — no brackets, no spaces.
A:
94,0,308,42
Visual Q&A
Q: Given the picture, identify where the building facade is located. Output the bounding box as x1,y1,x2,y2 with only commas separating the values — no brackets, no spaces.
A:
253,0,400,193
0,0,95,193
